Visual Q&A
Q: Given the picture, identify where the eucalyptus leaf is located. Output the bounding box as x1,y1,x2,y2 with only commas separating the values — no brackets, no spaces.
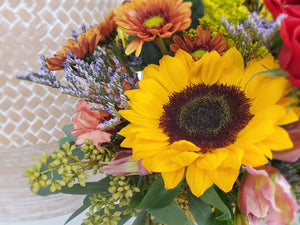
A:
188,192,213,225
184,0,205,29
60,177,111,195
64,195,91,225
147,204,189,225
200,187,232,222
62,124,77,143
137,176,181,209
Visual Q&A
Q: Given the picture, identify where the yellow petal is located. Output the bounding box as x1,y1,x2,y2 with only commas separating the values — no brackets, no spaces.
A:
186,162,213,197
196,148,228,169
161,168,185,189
209,167,239,193
192,51,222,85
172,151,200,167
219,145,244,168
241,144,269,167
118,109,159,128
151,150,184,172
129,92,163,119
170,140,201,152
175,49,194,73
218,47,244,85
263,126,293,150
138,79,169,104
159,54,190,93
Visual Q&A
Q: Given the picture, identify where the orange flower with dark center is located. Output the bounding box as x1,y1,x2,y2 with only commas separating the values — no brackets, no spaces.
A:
170,26,228,60
113,0,192,56
46,11,117,71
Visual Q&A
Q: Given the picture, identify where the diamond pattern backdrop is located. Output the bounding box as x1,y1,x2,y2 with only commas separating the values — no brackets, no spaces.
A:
0,0,122,220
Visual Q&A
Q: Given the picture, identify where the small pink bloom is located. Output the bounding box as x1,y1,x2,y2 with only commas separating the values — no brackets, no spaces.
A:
71,99,111,146
238,165,300,225
101,150,149,176
273,120,300,162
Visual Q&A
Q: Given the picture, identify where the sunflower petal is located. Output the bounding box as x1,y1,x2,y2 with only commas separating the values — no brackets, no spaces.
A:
186,163,213,197
161,168,185,189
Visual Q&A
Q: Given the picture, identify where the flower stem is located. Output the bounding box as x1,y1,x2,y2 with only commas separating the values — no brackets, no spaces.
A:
155,37,168,55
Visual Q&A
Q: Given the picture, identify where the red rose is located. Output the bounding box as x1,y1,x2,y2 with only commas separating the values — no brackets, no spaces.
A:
264,0,300,18
278,16,300,86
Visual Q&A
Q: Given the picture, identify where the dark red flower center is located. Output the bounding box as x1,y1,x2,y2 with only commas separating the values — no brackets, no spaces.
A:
159,83,253,153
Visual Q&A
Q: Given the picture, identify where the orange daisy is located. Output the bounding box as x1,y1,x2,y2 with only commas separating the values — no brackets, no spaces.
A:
170,26,228,59
113,0,192,56
46,11,117,71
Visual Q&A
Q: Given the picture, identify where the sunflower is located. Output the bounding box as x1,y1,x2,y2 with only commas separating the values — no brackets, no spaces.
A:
46,11,116,71
118,47,298,197
170,26,228,59
113,0,192,56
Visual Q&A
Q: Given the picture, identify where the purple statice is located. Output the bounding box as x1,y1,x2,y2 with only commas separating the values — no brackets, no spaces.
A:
16,55,61,88
71,24,87,41
221,13,285,63
17,45,139,121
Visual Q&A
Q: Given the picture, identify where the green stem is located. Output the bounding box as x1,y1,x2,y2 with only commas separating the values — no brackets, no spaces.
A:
155,37,168,55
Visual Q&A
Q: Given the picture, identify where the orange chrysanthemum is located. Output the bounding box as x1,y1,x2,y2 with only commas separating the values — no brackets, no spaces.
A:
170,26,228,59
46,11,117,71
113,0,192,56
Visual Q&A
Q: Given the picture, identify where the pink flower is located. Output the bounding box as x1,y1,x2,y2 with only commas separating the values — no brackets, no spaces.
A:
273,120,300,162
101,150,149,176
238,165,300,225
71,99,112,146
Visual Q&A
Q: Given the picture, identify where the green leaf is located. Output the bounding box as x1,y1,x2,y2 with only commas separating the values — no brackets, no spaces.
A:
62,124,77,141
188,192,213,225
254,68,289,77
64,195,91,225
147,204,190,225
141,41,163,65
132,210,147,225
200,187,232,222
184,0,205,29
60,177,111,195
35,170,61,196
137,176,181,209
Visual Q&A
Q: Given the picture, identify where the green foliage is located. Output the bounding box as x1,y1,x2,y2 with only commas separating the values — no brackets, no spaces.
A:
200,186,234,224
82,175,140,225
137,176,182,209
184,0,205,29
188,192,213,225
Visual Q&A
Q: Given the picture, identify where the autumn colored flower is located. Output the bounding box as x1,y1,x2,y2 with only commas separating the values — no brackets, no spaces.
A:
71,99,112,147
113,0,192,56
46,11,117,70
118,48,298,197
170,26,228,59
238,165,300,225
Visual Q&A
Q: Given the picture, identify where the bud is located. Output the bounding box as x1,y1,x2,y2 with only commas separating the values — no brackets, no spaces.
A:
101,150,149,176
238,165,300,225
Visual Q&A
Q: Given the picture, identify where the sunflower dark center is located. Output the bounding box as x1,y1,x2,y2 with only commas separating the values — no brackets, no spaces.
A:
179,96,230,134
159,83,254,152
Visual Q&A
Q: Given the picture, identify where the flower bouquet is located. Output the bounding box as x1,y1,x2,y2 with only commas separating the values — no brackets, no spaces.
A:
18,0,300,224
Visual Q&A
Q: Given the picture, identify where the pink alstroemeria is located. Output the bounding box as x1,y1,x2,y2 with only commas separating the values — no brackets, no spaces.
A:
101,150,149,176
238,165,300,225
273,120,300,162
71,99,112,147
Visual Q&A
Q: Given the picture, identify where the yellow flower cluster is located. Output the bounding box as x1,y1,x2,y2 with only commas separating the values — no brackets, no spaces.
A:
199,0,249,34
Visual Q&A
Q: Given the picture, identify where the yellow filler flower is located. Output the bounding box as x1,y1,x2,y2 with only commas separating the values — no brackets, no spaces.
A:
118,48,298,197
113,0,192,57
